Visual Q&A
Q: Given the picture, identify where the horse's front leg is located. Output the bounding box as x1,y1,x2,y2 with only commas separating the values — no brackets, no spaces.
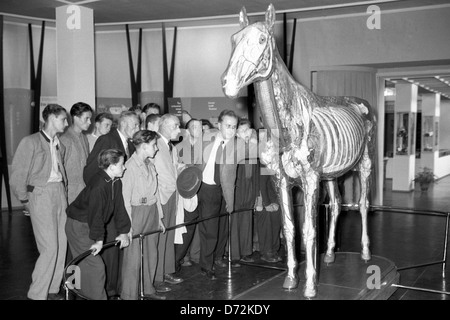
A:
302,171,320,298
324,179,342,264
278,175,298,289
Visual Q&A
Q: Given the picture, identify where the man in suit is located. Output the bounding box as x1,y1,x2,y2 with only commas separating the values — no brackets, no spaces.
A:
10,104,69,300
152,114,185,292
197,110,257,280
174,118,203,271
83,110,140,299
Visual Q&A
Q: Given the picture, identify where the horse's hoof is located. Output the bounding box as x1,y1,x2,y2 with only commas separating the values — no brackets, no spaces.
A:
361,248,371,262
282,275,298,290
324,252,335,264
303,284,317,298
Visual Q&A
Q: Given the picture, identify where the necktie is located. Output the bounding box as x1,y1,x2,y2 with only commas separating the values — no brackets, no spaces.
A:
214,141,224,185
168,141,173,153
190,144,195,165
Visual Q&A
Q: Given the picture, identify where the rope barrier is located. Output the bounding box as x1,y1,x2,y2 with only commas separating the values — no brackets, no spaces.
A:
63,203,450,300
63,207,259,299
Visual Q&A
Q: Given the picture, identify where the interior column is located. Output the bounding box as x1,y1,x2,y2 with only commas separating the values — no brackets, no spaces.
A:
392,83,418,191
56,5,95,111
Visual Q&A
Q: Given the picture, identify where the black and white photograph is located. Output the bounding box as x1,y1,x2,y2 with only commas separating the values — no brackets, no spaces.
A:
0,0,449,311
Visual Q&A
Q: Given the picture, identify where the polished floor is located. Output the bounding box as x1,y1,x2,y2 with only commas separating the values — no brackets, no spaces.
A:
0,176,449,301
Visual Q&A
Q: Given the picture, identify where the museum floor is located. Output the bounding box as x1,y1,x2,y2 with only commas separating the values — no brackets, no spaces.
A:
0,176,449,301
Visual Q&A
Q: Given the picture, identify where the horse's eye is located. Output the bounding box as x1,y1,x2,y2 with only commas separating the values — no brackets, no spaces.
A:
259,35,266,44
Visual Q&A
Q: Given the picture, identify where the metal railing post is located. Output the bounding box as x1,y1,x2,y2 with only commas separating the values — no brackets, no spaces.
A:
227,211,232,278
139,234,145,300
442,213,449,274
64,282,69,300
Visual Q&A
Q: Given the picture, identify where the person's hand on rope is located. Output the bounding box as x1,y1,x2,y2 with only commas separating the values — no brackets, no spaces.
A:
90,240,103,256
127,229,133,244
254,196,263,212
115,233,130,249
159,220,166,234
265,203,279,212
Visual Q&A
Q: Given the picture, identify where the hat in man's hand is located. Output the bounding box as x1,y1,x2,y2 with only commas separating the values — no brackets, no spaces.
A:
177,166,202,199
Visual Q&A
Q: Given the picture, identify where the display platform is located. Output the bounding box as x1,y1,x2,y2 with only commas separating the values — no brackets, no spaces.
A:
234,252,399,300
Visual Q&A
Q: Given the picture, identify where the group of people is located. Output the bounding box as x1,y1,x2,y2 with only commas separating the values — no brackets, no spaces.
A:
10,101,283,301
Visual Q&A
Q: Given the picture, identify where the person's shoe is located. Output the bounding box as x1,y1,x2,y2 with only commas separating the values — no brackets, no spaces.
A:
181,260,193,267
155,282,172,293
164,273,184,285
144,293,166,300
108,295,122,300
231,261,241,268
47,293,65,300
240,255,255,263
214,259,227,268
200,268,217,280
260,254,278,263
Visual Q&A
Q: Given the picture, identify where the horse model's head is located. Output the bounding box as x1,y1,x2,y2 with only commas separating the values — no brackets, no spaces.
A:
222,4,277,98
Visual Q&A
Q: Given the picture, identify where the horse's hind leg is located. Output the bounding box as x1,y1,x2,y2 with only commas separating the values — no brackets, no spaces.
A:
358,145,372,261
323,179,342,264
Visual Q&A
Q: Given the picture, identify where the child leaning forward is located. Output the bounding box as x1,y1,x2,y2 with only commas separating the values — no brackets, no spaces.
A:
65,148,131,300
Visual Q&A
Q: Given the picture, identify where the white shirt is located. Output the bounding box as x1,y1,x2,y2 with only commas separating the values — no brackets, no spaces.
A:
203,136,224,185
42,130,63,183
117,129,129,157
87,133,98,152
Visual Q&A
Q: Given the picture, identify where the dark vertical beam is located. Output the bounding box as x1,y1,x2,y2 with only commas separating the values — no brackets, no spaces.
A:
288,18,297,74
135,28,142,103
29,22,46,133
283,13,287,64
33,21,45,133
168,26,177,99
28,24,35,93
247,84,255,126
125,24,138,108
28,24,35,134
162,23,169,114
0,15,13,212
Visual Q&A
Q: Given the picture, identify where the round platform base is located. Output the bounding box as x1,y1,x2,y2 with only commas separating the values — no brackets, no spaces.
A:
235,252,399,300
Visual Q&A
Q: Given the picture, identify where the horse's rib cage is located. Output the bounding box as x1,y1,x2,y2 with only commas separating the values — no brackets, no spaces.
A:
311,106,365,174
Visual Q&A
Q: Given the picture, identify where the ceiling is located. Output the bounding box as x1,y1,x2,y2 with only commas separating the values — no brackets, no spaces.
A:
1,0,449,24
386,75,450,100
1,0,449,100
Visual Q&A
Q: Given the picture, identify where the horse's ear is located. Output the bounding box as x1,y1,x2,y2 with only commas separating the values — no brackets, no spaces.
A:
239,6,249,28
265,4,276,31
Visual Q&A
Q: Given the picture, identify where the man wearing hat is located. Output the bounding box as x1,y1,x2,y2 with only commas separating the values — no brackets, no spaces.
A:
174,166,202,273
152,114,185,292
175,118,204,267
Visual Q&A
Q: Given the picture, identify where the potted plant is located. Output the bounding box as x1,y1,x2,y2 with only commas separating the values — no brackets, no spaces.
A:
414,167,437,192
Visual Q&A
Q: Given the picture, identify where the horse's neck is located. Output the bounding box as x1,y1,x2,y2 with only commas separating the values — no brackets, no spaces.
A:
254,51,315,145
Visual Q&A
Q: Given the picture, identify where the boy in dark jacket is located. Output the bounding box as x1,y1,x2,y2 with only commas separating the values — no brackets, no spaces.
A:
66,149,131,300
